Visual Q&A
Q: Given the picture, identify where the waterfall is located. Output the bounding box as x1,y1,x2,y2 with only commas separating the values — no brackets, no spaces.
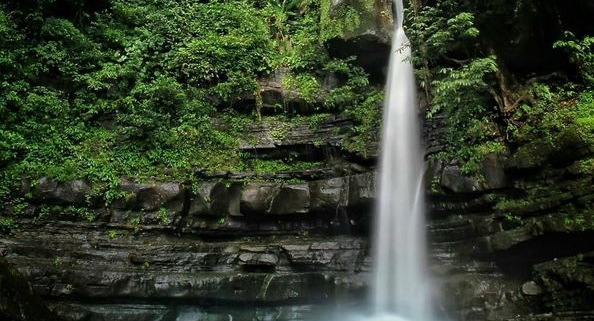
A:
371,0,432,320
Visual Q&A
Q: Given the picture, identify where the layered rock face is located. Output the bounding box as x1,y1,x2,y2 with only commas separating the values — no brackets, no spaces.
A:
425,117,594,321
4,115,594,321
3,2,594,321
0,113,379,321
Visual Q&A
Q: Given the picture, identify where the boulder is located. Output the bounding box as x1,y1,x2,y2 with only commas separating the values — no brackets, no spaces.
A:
188,182,241,218
348,172,376,207
440,154,507,194
506,141,553,170
136,182,183,212
238,253,279,270
533,252,594,312
240,183,280,215
31,178,91,206
209,183,242,217
268,184,310,215
309,177,348,212
187,182,216,217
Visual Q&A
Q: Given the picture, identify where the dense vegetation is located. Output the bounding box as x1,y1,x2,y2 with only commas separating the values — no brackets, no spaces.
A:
1,0,594,229
406,0,594,228
0,0,380,221
406,0,594,174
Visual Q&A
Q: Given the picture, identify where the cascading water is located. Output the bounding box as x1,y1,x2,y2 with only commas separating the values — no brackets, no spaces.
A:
371,0,432,320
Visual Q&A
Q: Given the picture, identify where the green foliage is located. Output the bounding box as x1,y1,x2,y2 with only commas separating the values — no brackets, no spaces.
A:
505,83,594,150
282,73,321,103
554,32,594,85
269,121,293,142
279,3,327,70
407,6,480,67
406,2,506,174
319,0,374,42
574,91,594,137
53,257,63,267
32,205,96,222
0,0,283,206
429,57,498,118
107,229,119,239
0,216,16,235
157,208,171,225
129,217,142,233
324,58,370,107
0,0,377,211
342,90,383,156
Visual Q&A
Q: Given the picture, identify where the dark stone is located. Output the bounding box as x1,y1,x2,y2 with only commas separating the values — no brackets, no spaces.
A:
239,115,354,152
533,252,594,312
321,0,393,80
480,153,508,190
0,257,62,321
209,182,242,217
439,154,507,194
238,253,279,269
309,177,347,213
347,172,376,207
507,142,553,170
187,182,215,217
268,184,310,215
31,178,91,206
440,165,483,193
258,273,331,301
136,182,183,212
240,183,280,215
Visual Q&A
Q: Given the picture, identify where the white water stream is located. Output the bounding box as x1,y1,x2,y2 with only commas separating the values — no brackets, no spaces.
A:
370,0,432,320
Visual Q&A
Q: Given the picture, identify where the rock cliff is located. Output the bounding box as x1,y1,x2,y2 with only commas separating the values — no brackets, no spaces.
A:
2,1,594,321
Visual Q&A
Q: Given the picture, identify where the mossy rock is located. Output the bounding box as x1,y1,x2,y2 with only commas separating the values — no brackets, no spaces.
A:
320,0,393,43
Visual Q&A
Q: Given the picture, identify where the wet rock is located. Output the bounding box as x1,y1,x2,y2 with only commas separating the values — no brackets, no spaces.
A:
239,253,279,269
322,0,393,79
480,153,508,190
136,182,183,212
0,257,62,321
187,182,215,217
440,165,483,193
268,184,310,215
239,116,353,151
188,182,241,217
31,178,91,206
348,172,376,207
240,183,280,215
257,68,309,113
209,183,241,217
439,154,507,194
532,252,594,312
309,177,347,213
258,273,331,301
